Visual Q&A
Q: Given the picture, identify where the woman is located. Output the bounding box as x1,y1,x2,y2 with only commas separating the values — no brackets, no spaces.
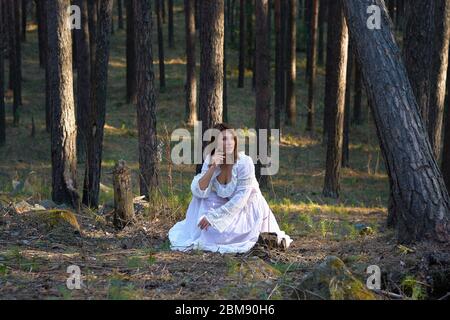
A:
168,123,293,253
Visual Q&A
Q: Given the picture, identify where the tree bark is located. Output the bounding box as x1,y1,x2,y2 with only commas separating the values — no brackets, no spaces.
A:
117,0,123,29
238,0,245,88
323,0,348,198
168,0,174,48
342,42,353,168
255,0,270,186
156,0,166,92
342,0,450,243
22,0,27,42
83,0,113,208
9,0,22,126
134,0,158,199
318,0,327,66
285,0,297,126
47,0,79,207
427,0,450,160
74,0,90,164
125,0,136,103
113,160,135,229
184,0,197,126
306,0,318,131
274,0,284,129
352,59,362,125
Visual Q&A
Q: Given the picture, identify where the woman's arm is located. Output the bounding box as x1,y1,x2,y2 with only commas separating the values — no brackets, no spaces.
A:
191,152,224,198
204,156,256,232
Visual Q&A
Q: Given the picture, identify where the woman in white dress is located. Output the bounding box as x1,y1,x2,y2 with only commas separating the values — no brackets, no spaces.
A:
168,123,293,254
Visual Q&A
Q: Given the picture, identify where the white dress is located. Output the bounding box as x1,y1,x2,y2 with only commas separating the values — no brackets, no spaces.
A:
168,152,293,254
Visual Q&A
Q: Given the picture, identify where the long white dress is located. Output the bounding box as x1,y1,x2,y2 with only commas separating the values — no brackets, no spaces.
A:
168,152,293,254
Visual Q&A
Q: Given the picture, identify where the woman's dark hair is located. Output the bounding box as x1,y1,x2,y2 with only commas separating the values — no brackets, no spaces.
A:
210,123,238,163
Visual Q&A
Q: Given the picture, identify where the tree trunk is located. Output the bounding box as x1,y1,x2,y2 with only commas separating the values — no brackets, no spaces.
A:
342,42,353,168
74,0,90,164
223,9,228,124
83,0,113,208
117,0,123,29
0,0,5,146
306,0,319,131
156,0,166,92
255,0,270,186
134,0,158,199
125,0,136,103
9,0,22,126
184,0,197,126
22,0,27,42
113,160,135,229
285,0,297,126
274,0,284,130
352,59,362,125
342,0,450,243
428,0,450,160
87,0,98,75
323,0,348,198
318,0,327,66
238,0,245,88
168,0,174,48
199,0,224,136
47,0,79,207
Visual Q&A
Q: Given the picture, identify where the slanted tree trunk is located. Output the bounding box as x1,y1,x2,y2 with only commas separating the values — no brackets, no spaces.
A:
306,0,319,131
285,0,297,126
323,0,348,198
255,0,270,186
155,0,166,92
83,0,113,208
238,0,245,88
125,0,136,103
184,0,197,126
134,0,158,199
342,0,450,243
74,0,90,164
168,0,174,48
47,0,79,207
113,160,134,229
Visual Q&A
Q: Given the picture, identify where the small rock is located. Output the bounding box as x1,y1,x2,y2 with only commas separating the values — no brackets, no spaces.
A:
39,200,57,210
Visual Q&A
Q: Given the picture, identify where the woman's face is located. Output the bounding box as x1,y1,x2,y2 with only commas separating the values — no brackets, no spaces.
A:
217,130,235,157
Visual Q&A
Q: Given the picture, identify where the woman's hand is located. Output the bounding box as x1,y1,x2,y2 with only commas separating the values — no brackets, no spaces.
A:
198,216,211,230
210,151,225,168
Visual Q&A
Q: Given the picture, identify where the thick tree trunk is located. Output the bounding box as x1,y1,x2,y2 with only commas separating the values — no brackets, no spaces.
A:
83,0,113,208
87,0,98,75
255,0,270,187
342,0,450,243
156,0,166,92
323,0,348,198
199,0,224,132
134,0,158,199
168,0,174,48
223,11,228,124
274,0,284,129
184,0,197,126
306,0,318,131
47,0,79,207
237,0,245,88
74,0,90,164
125,0,136,103
427,0,450,160
285,0,297,126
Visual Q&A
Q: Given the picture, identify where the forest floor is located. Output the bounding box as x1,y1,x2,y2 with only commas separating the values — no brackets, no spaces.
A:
1,3,449,299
